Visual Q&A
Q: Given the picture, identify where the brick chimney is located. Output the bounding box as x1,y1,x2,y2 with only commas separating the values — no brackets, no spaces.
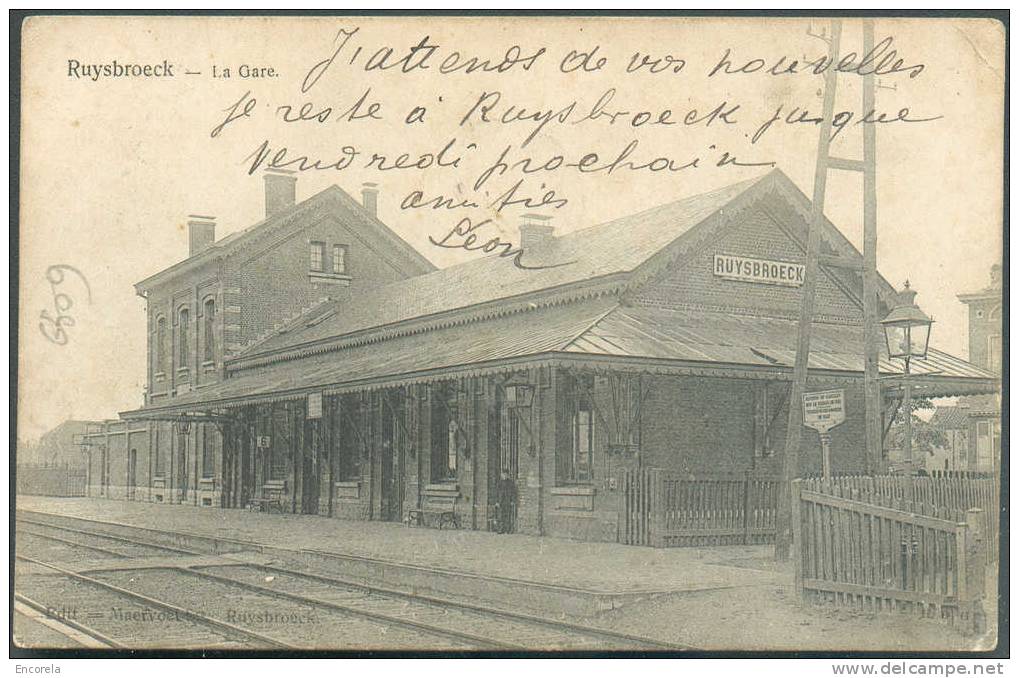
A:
187,215,216,256
264,169,297,218
362,182,379,217
519,213,555,251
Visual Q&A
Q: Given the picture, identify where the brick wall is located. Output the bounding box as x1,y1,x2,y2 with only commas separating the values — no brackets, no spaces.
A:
224,218,409,353
640,375,868,479
634,207,862,324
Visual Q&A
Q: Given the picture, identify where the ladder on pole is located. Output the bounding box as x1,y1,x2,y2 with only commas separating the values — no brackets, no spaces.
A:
775,19,882,559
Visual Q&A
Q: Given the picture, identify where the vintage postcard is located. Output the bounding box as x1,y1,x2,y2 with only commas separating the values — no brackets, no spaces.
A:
13,13,1005,657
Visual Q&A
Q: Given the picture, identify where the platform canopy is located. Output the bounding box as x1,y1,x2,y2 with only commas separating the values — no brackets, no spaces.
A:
122,297,997,421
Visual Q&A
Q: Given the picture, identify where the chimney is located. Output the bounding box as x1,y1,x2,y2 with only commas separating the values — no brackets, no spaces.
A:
264,169,297,218
362,182,379,217
187,215,216,256
519,213,555,251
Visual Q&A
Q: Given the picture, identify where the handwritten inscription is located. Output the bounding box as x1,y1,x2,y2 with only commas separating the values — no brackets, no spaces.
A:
39,265,92,345
195,24,942,270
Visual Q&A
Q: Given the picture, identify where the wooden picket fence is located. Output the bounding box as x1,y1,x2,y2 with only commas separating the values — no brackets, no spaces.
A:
620,469,780,547
800,474,999,563
793,477,990,632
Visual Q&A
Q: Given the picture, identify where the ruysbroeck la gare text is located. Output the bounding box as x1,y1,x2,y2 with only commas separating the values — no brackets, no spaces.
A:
67,59,175,80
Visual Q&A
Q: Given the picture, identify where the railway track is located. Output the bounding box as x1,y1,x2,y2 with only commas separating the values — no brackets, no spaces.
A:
14,557,267,649
15,518,686,651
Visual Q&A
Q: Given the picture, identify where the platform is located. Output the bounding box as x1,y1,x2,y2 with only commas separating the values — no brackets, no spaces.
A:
16,497,787,617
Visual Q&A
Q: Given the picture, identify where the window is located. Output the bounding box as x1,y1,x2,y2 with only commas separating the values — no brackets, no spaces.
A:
431,384,459,482
573,405,593,482
201,424,215,477
988,335,1001,373
332,397,361,481
332,244,348,274
154,426,164,476
447,420,459,475
501,407,519,476
559,374,595,484
309,241,325,272
203,298,216,362
976,420,993,469
155,316,167,373
177,307,190,368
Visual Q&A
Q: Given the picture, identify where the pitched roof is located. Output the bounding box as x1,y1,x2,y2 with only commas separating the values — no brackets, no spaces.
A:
135,184,436,292
126,296,618,414
123,296,998,418
568,305,999,383
930,406,971,430
238,174,767,358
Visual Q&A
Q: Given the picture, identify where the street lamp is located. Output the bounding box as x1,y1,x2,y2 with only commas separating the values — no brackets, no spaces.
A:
880,281,934,469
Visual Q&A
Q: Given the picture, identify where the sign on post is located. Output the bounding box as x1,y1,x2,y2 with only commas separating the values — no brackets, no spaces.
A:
802,389,846,433
802,389,845,479
257,436,271,449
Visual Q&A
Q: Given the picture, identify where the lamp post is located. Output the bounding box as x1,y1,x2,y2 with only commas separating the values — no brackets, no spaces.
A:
881,281,933,469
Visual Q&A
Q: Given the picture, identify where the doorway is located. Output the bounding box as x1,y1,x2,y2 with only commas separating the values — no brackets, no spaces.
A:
301,418,321,514
489,401,519,534
127,449,137,500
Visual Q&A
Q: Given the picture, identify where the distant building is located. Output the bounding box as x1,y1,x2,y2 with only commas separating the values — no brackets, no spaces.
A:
929,264,1003,473
23,419,98,467
927,404,970,472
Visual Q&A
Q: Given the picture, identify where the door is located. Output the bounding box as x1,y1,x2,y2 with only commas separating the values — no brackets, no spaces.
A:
127,449,137,500
100,446,109,497
489,401,519,533
301,419,321,514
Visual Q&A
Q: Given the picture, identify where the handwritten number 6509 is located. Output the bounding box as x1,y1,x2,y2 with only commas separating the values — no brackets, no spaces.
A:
40,264,92,346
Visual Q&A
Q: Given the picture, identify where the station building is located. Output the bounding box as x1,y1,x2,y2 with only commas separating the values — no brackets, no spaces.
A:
90,168,996,543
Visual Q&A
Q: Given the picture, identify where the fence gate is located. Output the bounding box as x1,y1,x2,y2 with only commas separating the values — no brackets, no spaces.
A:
620,468,659,546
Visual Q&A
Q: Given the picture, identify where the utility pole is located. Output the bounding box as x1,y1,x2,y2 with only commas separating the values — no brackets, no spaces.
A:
862,20,883,476
774,19,842,561
774,19,883,561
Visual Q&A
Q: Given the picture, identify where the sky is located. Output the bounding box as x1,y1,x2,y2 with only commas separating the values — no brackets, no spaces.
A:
17,16,1004,442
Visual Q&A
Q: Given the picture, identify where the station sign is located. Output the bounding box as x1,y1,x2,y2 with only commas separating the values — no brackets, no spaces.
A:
713,254,805,287
802,389,846,433
307,392,323,419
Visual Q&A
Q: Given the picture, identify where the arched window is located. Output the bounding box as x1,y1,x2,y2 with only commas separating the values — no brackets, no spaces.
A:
155,316,167,373
178,307,190,368
989,305,1001,321
203,298,216,362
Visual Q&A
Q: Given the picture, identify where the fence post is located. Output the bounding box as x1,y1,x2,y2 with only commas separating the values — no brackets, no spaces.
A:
651,469,663,548
791,479,804,600
742,469,752,545
962,508,987,633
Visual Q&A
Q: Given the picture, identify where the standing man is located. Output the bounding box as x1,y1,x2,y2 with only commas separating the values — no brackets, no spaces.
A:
495,470,517,534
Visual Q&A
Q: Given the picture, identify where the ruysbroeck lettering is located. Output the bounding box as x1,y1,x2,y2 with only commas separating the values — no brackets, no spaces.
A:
713,253,805,287
67,59,175,81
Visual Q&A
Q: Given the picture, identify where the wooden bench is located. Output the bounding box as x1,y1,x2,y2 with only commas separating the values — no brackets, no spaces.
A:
407,507,460,529
407,484,461,529
247,480,287,514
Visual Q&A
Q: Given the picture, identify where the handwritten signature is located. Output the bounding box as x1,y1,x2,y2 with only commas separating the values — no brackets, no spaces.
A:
39,265,92,345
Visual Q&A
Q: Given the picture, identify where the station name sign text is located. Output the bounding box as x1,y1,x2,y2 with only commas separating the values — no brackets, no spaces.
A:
713,254,805,287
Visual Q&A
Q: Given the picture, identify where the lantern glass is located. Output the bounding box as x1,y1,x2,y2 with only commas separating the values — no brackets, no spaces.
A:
884,324,909,360
908,321,931,359
883,320,933,361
